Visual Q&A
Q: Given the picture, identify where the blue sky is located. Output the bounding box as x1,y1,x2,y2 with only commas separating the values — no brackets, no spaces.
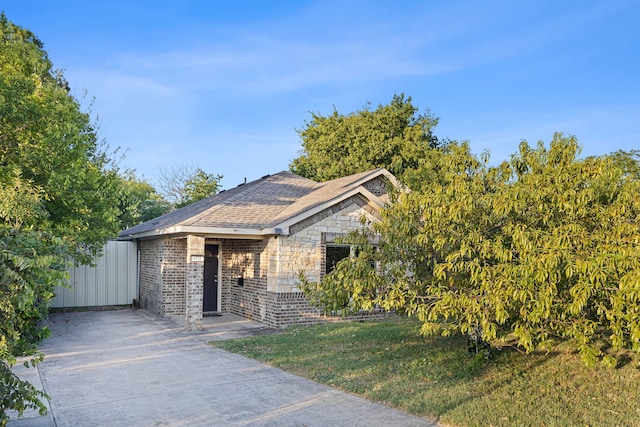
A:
2,1,638,189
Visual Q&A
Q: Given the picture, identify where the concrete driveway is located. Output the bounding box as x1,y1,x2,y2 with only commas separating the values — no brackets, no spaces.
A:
9,309,437,426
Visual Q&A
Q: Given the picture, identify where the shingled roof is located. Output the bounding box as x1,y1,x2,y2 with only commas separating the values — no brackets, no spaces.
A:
119,168,398,240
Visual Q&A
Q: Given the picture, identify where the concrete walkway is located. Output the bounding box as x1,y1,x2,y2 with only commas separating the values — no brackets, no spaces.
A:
9,309,438,426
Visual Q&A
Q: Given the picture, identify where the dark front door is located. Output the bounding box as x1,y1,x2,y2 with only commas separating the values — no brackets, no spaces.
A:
203,245,219,312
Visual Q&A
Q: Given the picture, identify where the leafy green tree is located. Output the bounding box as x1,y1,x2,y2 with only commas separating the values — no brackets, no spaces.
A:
1,14,124,422
609,149,640,180
302,135,640,367
178,168,222,208
0,171,65,423
157,164,222,209
117,171,171,229
290,93,442,183
0,13,121,259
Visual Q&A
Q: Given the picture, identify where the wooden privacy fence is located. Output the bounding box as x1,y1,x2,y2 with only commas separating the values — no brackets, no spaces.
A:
50,240,138,308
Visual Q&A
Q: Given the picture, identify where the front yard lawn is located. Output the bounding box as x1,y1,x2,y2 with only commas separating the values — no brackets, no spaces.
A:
209,317,640,427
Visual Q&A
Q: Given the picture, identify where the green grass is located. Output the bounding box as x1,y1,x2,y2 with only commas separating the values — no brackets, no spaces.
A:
209,317,640,427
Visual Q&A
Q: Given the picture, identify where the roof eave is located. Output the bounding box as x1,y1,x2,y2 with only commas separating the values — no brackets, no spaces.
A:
347,168,404,190
119,225,287,241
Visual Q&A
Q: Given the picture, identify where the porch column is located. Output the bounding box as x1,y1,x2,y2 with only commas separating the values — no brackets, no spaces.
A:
185,235,205,331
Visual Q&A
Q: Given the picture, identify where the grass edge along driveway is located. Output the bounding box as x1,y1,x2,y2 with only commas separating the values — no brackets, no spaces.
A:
210,317,640,427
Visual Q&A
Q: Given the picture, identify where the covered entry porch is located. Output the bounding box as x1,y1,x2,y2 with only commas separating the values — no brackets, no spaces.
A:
137,233,272,330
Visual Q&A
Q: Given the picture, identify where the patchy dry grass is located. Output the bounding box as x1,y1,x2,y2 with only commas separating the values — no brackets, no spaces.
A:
210,317,640,427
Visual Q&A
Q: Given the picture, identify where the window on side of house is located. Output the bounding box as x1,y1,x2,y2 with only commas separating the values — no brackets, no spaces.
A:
325,244,351,274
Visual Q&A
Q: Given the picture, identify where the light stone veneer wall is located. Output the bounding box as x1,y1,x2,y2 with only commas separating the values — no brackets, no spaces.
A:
267,196,378,293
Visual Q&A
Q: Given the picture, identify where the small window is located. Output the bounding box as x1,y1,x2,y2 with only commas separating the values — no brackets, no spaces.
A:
325,244,351,274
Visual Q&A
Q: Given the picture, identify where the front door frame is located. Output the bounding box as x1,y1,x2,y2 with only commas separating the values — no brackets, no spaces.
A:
203,241,222,314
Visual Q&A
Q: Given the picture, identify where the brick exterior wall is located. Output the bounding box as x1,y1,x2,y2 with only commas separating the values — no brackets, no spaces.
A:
220,239,269,321
138,237,187,316
261,291,391,329
185,235,205,330
362,175,388,196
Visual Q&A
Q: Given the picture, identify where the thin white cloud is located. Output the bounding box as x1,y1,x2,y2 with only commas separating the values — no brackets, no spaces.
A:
86,1,628,99
32,0,635,187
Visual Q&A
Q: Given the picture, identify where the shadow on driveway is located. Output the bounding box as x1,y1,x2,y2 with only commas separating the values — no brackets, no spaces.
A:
9,309,438,426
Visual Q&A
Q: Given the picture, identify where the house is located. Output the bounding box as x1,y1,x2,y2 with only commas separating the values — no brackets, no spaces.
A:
119,168,400,330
